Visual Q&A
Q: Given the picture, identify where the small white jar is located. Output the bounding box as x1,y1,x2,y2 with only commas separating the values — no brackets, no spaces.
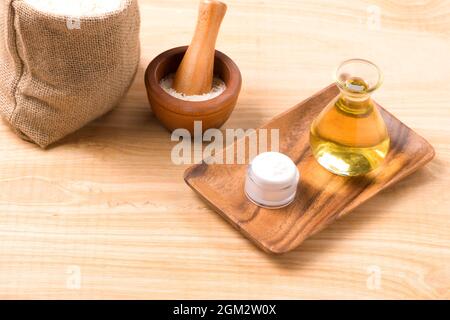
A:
245,152,300,209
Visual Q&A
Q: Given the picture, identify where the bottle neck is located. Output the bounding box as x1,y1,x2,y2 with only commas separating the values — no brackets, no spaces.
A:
337,90,373,115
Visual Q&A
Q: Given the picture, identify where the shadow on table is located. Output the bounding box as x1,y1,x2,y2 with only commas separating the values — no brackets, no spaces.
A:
48,62,167,150
262,164,438,270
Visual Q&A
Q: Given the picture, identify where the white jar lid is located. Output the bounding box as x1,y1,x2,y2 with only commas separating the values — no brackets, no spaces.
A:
245,152,300,209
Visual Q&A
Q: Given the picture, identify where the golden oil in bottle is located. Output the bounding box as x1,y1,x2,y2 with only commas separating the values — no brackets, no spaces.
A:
310,61,390,176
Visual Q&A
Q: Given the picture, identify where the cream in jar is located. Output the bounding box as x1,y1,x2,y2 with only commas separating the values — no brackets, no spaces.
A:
245,152,300,209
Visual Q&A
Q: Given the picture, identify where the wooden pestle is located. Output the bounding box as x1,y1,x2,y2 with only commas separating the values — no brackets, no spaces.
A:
173,0,227,96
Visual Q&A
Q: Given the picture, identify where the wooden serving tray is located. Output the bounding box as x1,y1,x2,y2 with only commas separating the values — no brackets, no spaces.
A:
184,84,435,254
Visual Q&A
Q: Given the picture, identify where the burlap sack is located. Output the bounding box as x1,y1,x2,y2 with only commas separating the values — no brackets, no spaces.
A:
0,0,140,147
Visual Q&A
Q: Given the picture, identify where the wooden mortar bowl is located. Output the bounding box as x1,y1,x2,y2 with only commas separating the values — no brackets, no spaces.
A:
145,46,242,134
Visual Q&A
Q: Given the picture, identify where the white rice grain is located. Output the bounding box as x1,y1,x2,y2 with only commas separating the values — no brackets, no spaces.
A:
24,0,125,17
160,73,226,102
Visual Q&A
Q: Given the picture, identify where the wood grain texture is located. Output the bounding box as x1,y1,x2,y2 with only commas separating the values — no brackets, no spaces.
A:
0,0,449,299
185,84,435,254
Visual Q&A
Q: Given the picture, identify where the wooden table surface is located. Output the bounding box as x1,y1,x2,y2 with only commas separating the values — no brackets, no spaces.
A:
1,0,449,299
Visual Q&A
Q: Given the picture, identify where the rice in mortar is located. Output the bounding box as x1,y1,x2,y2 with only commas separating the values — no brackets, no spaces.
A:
160,74,226,102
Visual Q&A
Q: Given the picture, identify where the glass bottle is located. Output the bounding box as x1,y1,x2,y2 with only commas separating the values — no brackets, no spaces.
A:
310,59,390,176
